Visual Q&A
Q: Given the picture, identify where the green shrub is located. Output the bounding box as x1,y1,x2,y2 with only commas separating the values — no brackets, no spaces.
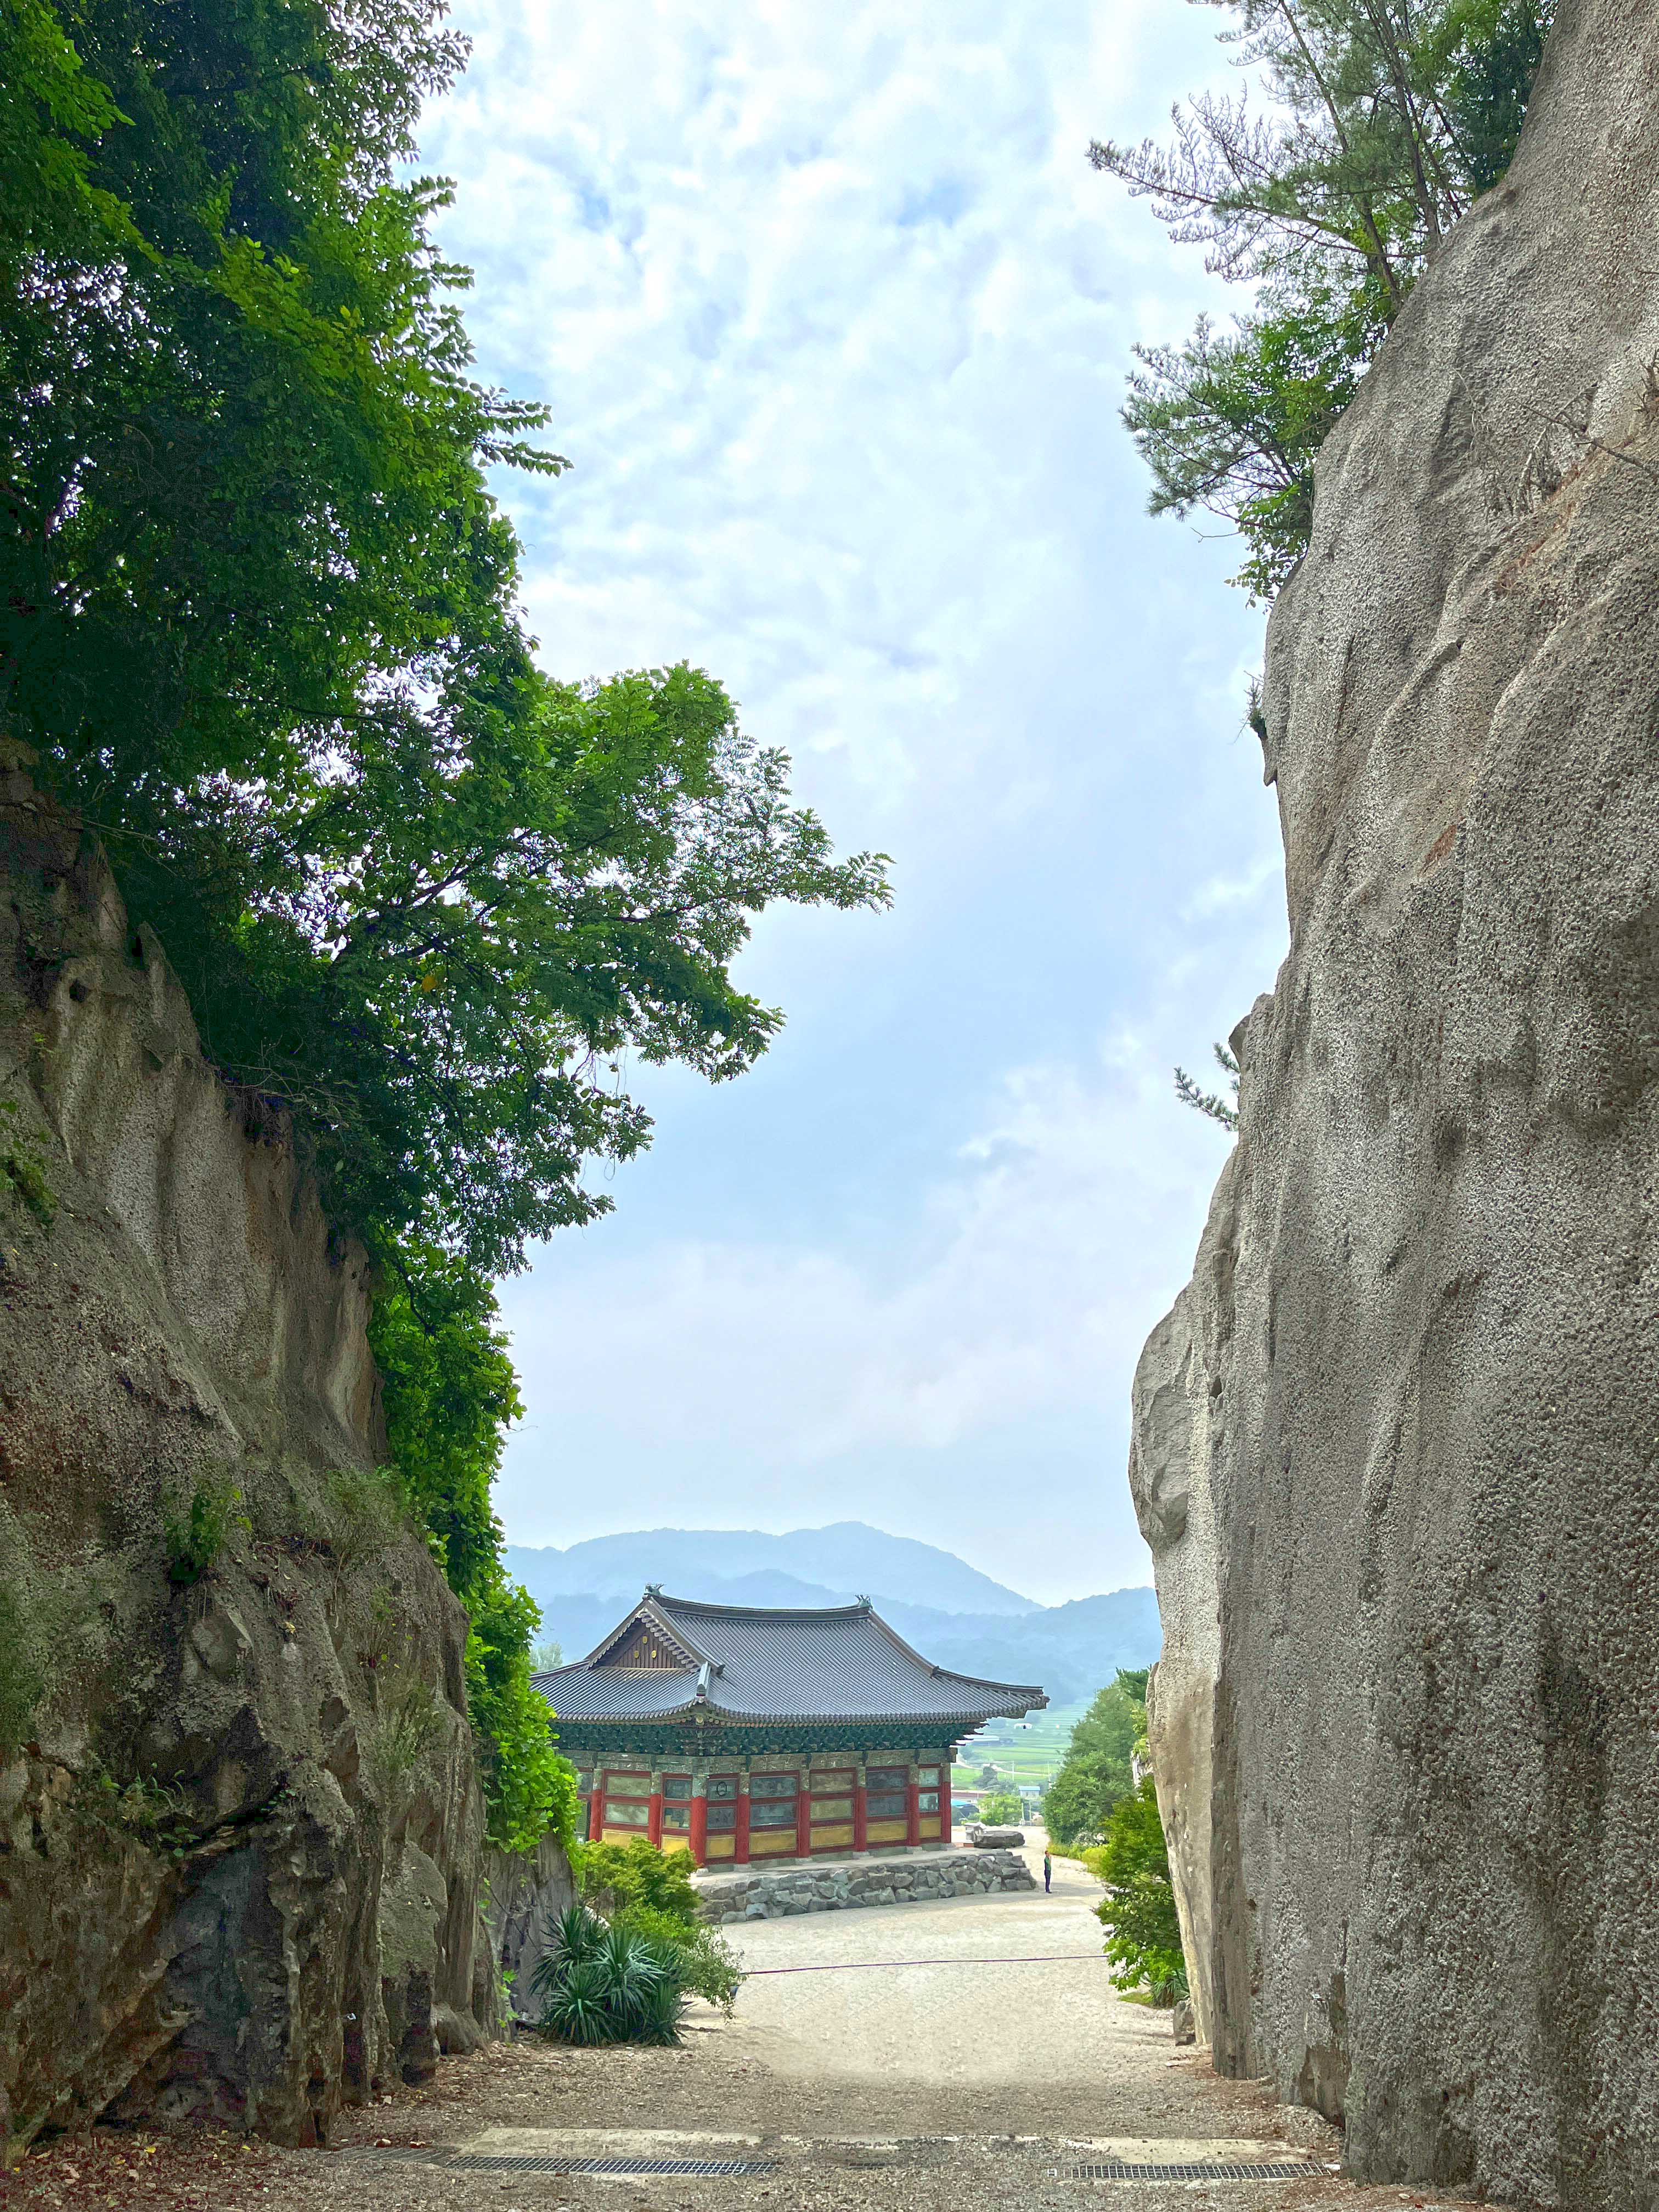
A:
531,1905,687,2046
575,1835,699,1925
162,1475,248,1585
613,1901,744,2016
0,1505,111,1759
1092,1775,1188,2004
74,1763,198,1859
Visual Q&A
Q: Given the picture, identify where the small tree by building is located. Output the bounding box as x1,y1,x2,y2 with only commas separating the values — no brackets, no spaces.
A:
1092,1776,1187,2004
977,1788,1023,1826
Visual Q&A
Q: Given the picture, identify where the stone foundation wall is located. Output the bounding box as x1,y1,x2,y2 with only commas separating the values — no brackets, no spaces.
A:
698,1849,1034,1922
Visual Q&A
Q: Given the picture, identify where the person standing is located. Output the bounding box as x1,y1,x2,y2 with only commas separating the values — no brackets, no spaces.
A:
1043,1848,1052,1893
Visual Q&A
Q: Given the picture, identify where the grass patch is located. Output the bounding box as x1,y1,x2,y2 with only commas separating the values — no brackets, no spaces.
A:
0,1579,49,1760
324,1465,410,1582
0,1098,55,1228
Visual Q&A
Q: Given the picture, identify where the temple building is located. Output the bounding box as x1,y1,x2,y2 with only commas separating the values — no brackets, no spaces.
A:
533,1588,1047,1865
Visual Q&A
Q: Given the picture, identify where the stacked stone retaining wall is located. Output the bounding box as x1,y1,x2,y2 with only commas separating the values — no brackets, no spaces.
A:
698,1849,1034,1923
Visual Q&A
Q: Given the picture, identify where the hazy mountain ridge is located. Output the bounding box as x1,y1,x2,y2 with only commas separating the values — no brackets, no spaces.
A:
505,1528,1160,1705
505,1520,1037,1615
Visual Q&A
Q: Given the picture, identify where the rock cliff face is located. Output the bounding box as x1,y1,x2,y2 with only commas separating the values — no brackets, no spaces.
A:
1128,3,1659,2205
0,761,496,2152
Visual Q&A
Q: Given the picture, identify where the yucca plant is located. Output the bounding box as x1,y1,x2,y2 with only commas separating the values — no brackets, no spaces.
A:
593,1925,668,2024
551,1903,608,1966
627,1965,690,2047
530,1906,687,2045
538,1956,618,2045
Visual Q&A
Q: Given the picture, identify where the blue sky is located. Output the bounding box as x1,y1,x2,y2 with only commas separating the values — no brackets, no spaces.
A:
419,0,1288,1605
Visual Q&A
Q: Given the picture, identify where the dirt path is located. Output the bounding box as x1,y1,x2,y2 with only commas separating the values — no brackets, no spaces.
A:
11,1848,1496,2212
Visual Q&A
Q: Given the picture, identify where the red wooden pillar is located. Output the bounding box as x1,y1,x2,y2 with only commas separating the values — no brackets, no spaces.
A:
689,1790,708,1867
588,1786,604,1843
734,1779,751,1864
906,1765,921,1848
853,1763,868,1852
647,1778,664,1848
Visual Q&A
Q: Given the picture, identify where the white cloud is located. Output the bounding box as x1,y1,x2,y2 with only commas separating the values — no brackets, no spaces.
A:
420,0,1288,1602
494,1026,1246,1603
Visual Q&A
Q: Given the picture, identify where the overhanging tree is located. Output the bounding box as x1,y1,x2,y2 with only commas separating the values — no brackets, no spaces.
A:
2,0,890,1848
1092,0,1555,597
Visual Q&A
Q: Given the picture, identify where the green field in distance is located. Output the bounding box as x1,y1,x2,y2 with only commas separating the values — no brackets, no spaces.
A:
951,1701,1090,1794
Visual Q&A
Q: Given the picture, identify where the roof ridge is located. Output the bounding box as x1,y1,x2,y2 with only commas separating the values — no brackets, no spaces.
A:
654,1592,874,1621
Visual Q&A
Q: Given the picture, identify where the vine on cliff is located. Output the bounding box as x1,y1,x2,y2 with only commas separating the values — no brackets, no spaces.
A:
369,1246,579,1853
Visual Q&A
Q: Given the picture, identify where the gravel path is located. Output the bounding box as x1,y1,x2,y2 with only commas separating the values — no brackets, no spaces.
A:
10,1845,1506,2212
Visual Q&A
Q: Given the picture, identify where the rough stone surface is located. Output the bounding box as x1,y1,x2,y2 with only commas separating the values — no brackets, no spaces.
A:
0,769,499,2152
484,1833,577,2022
1128,6,1659,2207
697,1849,1035,1923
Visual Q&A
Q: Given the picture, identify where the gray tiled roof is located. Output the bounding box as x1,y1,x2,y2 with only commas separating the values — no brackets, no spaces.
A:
532,1592,1047,1726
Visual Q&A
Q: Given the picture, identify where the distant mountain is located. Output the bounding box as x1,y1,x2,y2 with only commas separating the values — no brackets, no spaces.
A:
877,1589,1162,1706
503,1521,1037,1617
505,1530,1161,1707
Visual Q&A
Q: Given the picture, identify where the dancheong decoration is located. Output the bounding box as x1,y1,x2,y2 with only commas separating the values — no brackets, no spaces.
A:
531,1590,1047,1866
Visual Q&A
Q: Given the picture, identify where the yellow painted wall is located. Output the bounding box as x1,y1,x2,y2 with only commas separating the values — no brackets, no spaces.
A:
810,1797,853,1822
810,1823,854,1849
704,1834,735,1860
866,1819,907,1844
750,1829,797,1856
918,1816,942,1840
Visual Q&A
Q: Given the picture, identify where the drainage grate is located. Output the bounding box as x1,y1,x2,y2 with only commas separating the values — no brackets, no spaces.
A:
347,2148,775,2176
453,2155,778,2176
1073,2161,1313,2181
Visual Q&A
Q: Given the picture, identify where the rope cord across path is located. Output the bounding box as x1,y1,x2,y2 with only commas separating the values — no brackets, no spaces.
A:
742,1954,1111,1974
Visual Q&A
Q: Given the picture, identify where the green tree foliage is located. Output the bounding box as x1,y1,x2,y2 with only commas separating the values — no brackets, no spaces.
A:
977,1787,1022,1825
1093,0,1555,596
1092,1775,1187,2001
1,0,888,1271
3,0,887,1854
1042,1672,1144,1848
1124,282,1383,601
